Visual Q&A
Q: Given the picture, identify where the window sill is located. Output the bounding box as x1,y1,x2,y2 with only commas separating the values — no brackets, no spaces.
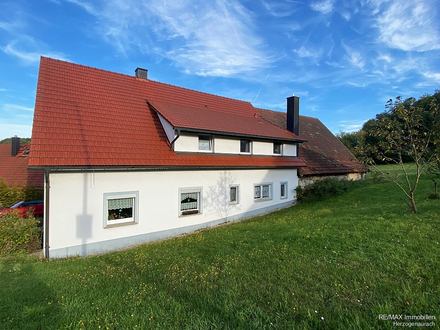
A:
253,198,272,203
104,221,138,229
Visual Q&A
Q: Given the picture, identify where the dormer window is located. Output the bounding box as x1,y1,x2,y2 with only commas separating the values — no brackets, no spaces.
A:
198,135,212,151
273,142,282,155
240,139,251,153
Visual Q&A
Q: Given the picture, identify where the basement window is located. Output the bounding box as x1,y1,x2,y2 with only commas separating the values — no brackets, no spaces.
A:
280,182,288,199
179,187,203,216
230,185,240,204
254,183,272,201
104,191,139,227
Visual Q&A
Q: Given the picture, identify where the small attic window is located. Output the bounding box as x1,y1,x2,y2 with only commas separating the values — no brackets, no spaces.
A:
23,149,30,155
198,135,212,151
273,143,282,154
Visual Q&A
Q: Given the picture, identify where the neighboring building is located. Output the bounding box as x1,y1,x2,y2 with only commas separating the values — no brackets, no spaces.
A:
30,57,306,258
257,109,368,187
0,137,43,189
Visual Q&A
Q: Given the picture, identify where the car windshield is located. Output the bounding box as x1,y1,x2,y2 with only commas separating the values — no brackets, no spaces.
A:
9,201,24,209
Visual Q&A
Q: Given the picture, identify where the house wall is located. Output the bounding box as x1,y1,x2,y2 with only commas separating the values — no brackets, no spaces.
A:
46,168,298,258
174,133,297,156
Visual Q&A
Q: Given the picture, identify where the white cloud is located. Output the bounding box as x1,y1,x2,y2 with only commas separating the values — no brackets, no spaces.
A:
376,0,440,51
2,104,34,112
342,43,365,69
0,88,6,92
341,12,351,21
338,120,367,132
294,46,322,59
68,0,271,77
2,40,70,65
310,0,334,15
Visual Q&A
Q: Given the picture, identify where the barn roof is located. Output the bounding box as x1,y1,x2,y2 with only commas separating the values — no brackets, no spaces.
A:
256,108,368,176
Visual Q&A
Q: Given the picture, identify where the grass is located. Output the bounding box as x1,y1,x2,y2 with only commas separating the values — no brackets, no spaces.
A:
0,165,439,329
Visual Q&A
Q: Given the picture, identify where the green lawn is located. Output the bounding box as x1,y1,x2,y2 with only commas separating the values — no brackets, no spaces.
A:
1,165,439,329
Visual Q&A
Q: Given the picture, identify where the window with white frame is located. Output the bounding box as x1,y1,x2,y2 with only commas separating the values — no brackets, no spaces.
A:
198,135,212,151
179,187,203,216
254,183,272,201
104,191,139,227
273,142,282,154
280,182,288,199
240,139,251,153
230,185,239,204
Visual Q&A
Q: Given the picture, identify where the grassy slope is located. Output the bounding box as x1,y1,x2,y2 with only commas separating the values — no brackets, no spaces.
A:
0,165,439,329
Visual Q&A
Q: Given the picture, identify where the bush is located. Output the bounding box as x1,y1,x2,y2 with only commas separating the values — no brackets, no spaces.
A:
0,178,43,209
0,210,42,255
296,178,357,202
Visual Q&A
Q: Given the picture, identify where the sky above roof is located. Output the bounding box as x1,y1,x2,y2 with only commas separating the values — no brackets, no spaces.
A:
1,0,439,141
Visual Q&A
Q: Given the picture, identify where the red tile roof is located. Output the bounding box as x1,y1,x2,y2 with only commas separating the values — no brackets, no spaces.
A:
257,108,368,176
0,144,44,188
30,57,305,169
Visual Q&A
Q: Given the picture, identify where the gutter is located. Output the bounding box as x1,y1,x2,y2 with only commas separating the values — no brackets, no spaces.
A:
44,169,50,258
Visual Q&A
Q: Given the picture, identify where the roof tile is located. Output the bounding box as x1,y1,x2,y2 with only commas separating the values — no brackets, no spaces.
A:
30,57,306,169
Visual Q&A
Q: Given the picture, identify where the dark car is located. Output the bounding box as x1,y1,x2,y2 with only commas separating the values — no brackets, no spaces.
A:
0,200,44,218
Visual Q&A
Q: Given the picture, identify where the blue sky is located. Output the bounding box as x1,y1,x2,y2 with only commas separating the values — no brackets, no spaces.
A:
1,0,439,141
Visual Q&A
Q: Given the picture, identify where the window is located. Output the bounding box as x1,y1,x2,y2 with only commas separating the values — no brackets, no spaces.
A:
254,183,272,201
240,139,251,153
273,142,282,154
104,191,139,227
198,135,212,151
280,182,288,199
179,187,203,216
230,185,239,204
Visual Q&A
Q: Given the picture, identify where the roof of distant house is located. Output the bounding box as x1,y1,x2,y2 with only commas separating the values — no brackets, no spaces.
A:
30,57,305,169
257,108,368,176
0,144,44,188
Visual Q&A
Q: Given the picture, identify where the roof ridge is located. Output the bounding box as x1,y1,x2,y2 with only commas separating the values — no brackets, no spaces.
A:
41,56,254,107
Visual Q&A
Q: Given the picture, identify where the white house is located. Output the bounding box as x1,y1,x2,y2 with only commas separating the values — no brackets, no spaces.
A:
30,57,306,258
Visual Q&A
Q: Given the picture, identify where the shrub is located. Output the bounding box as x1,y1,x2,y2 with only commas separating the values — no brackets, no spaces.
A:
296,178,357,202
0,178,43,209
0,210,42,255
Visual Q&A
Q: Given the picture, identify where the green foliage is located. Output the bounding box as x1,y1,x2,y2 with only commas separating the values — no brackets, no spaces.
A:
0,165,439,329
0,138,31,145
296,178,360,202
0,211,42,255
0,178,43,209
336,130,365,157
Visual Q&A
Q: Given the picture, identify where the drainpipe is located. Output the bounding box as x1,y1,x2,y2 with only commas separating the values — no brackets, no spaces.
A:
44,170,50,259
169,129,181,150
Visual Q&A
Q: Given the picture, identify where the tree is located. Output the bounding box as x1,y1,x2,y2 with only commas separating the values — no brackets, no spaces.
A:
360,95,440,213
336,130,365,158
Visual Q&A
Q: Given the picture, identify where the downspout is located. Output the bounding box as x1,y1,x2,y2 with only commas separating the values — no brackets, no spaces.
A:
44,169,50,259
169,129,181,150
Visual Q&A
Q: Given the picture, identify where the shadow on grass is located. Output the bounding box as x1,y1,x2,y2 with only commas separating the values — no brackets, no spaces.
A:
0,257,65,330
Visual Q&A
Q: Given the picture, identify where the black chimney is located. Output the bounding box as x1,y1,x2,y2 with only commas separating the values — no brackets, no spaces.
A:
287,95,299,135
135,68,148,79
11,136,20,157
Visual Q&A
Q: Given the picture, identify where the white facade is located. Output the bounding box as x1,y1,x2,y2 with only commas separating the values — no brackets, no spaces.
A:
174,132,297,156
46,168,298,258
